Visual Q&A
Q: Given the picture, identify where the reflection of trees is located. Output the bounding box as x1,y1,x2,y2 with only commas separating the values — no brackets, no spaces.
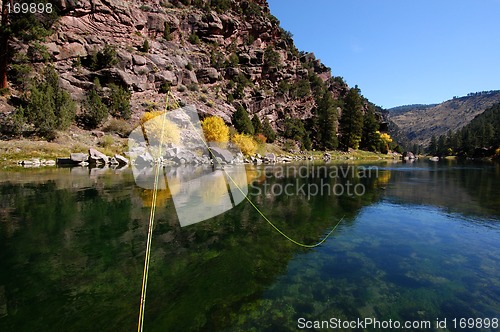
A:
384,161,500,216
139,177,181,207
0,165,386,331
455,161,500,215
199,172,228,205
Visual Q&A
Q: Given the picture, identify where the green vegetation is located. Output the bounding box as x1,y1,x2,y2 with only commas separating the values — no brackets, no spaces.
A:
339,87,364,151
86,45,118,71
1,3,59,88
232,105,254,135
313,89,339,150
159,82,171,94
226,52,239,68
27,41,51,62
9,63,32,89
227,73,252,100
360,106,382,152
80,79,108,129
277,80,291,95
251,115,263,135
163,23,172,41
108,84,131,120
1,108,25,137
242,1,262,17
141,39,150,53
262,118,276,143
5,67,76,139
291,79,310,99
104,118,132,137
188,32,200,45
283,117,311,150
209,0,232,14
429,102,500,157
264,46,281,69
210,50,225,69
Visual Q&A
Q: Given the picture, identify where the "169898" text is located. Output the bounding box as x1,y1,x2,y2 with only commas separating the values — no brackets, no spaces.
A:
7,2,53,14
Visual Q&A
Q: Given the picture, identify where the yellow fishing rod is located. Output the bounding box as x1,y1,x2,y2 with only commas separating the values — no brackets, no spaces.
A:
137,95,170,332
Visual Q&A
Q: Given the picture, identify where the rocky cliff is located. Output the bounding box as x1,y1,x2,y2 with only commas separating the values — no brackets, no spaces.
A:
2,0,353,134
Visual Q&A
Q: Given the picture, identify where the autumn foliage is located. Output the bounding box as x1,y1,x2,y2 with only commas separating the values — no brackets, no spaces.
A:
201,116,229,143
232,133,257,156
140,111,181,145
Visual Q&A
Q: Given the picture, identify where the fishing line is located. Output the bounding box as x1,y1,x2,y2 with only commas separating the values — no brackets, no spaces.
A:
167,92,344,248
137,95,170,332
137,93,344,329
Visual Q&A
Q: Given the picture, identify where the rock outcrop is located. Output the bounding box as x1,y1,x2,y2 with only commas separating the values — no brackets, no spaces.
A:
5,0,352,135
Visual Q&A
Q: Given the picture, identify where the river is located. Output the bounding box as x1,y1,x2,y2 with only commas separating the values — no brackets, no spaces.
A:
0,160,498,331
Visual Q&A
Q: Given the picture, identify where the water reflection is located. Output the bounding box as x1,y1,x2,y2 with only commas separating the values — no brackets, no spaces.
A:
381,160,500,216
0,161,498,331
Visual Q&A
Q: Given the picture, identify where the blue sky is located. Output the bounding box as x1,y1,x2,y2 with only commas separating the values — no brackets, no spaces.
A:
267,0,500,108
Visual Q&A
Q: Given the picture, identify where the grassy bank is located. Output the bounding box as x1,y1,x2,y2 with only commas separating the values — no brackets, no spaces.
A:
1,133,399,168
0,129,128,167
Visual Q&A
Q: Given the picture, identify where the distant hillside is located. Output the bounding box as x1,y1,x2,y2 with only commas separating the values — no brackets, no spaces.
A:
429,102,500,157
387,104,437,115
388,91,500,145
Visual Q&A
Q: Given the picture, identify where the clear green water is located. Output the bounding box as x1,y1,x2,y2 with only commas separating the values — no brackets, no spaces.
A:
0,161,498,331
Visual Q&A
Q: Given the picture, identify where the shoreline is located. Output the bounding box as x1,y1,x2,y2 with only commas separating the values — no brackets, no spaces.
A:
3,136,497,169
1,136,400,168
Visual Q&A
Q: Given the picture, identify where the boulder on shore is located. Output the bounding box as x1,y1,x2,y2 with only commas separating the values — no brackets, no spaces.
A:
70,152,88,162
264,153,276,163
114,154,129,166
209,147,234,163
89,148,109,164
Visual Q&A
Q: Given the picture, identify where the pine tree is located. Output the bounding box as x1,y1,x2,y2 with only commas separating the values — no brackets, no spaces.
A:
141,39,150,53
428,135,437,155
445,130,453,153
483,122,494,147
232,105,254,135
81,79,108,129
437,135,447,156
262,117,276,143
360,107,380,152
460,128,474,156
251,115,263,134
339,87,364,151
26,81,57,138
23,67,75,139
108,84,131,120
315,90,339,150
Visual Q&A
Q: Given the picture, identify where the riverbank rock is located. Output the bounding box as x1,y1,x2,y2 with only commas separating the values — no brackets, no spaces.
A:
114,154,129,166
56,158,79,165
209,147,234,163
89,148,109,164
402,151,416,160
264,153,276,163
70,152,89,162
